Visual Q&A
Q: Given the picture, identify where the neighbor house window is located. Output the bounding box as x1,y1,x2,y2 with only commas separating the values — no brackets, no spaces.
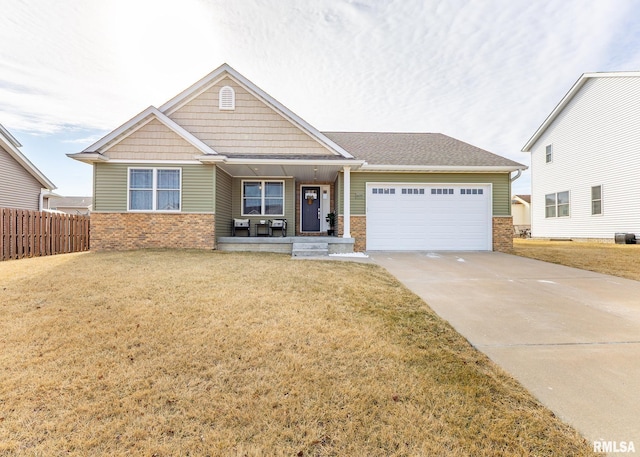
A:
545,144,553,163
545,191,570,218
219,86,235,110
242,181,284,216
592,185,602,215
129,168,181,211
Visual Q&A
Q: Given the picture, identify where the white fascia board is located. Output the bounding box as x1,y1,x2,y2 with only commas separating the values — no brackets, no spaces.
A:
211,157,365,167
159,63,355,159
512,195,531,206
0,123,22,148
196,154,228,163
82,106,218,156
106,159,202,164
159,63,232,113
359,164,527,172
0,132,56,190
66,152,110,164
522,71,640,152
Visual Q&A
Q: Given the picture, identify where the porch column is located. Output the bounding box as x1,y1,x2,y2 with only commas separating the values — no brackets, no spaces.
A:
343,166,351,238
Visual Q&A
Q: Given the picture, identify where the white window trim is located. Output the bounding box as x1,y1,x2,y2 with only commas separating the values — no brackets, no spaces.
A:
127,167,182,212
219,85,235,110
545,191,570,218
591,185,603,216
545,144,553,163
241,179,285,217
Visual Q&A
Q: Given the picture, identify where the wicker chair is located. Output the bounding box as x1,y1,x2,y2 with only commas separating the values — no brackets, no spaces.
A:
231,218,251,236
270,219,287,237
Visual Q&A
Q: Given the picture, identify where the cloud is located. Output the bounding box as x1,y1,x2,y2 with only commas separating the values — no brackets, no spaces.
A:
2,0,640,195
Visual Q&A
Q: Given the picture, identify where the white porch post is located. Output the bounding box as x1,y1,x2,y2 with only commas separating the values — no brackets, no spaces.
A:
342,166,351,238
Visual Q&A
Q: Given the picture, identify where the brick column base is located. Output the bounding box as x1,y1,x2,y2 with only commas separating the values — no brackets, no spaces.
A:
492,216,514,253
90,213,215,251
338,215,366,252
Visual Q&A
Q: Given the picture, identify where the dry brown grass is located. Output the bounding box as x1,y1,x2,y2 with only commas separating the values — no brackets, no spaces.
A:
513,239,640,281
1,250,594,456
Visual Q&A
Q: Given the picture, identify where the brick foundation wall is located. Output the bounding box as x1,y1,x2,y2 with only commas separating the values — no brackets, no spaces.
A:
338,215,366,252
91,213,216,251
492,216,513,253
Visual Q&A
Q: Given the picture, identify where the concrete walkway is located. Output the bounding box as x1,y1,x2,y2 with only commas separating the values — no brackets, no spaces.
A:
370,251,640,453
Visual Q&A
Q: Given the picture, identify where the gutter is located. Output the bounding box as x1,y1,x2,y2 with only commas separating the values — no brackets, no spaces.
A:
359,164,527,173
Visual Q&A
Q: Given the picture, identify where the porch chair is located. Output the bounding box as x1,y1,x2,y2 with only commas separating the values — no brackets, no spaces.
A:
270,219,287,237
232,218,251,236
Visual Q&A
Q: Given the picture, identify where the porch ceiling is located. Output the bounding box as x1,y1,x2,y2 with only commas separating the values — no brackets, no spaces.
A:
201,155,364,181
216,162,345,181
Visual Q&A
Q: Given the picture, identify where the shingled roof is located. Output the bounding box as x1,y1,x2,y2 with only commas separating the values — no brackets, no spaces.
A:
323,132,524,169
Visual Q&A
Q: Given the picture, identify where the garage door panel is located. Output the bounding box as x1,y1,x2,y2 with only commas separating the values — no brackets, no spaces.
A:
367,184,491,251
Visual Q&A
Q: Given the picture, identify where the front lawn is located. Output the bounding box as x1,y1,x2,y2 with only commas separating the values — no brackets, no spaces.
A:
513,239,640,281
0,250,594,456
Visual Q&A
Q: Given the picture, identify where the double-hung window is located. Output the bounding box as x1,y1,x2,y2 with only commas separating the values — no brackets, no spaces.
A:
129,168,181,211
242,180,284,216
591,185,603,215
545,144,553,163
545,191,569,218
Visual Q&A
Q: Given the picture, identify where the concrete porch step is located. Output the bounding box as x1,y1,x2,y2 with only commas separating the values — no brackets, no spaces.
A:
291,242,329,257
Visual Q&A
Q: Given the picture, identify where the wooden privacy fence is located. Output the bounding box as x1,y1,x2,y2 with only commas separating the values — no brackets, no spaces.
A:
1,208,90,261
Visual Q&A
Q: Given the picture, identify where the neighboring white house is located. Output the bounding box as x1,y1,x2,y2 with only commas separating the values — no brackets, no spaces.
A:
0,123,56,210
522,72,640,240
511,195,530,233
45,196,93,215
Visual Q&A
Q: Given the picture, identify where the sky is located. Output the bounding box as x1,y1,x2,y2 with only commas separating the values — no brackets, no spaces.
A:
2,0,640,196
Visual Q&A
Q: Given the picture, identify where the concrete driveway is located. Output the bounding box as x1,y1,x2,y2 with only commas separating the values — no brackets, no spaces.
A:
370,251,640,452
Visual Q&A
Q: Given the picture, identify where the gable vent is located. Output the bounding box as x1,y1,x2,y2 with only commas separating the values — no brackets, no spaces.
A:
219,86,235,110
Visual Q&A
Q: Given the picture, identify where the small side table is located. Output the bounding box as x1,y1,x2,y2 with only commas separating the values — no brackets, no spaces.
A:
255,220,270,236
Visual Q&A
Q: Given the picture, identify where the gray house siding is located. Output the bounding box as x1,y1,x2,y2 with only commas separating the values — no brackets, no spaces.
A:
0,144,43,210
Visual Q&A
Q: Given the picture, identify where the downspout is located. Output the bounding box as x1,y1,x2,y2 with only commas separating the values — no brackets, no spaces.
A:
39,188,47,211
510,169,522,182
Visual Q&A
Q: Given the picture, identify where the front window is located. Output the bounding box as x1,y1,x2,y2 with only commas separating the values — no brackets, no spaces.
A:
592,185,602,215
129,168,181,211
242,180,284,216
545,191,569,218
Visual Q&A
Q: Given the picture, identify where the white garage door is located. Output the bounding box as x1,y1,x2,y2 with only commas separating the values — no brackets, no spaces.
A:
366,183,492,251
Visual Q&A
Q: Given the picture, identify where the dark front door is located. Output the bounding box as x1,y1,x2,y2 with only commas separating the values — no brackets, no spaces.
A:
301,186,321,232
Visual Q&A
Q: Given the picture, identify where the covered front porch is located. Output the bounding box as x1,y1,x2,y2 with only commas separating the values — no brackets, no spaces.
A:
203,153,363,246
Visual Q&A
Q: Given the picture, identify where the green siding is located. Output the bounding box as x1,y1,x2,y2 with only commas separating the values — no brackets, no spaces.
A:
337,172,512,216
94,163,215,213
215,168,233,236
94,163,128,211
182,165,215,212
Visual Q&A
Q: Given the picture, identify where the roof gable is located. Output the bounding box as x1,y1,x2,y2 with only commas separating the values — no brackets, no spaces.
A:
159,64,354,159
78,106,217,158
522,71,640,152
0,123,55,190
